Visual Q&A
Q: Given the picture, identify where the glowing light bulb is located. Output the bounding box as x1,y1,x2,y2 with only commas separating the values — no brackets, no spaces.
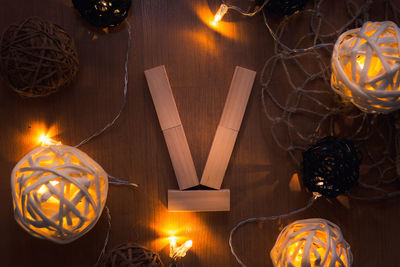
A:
184,240,192,249
174,240,193,258
38,133,61,146
212,4,228,26
38,184,47,195
169,236,178,258
356,54,383,82
169,236,192,259
356,55,365,69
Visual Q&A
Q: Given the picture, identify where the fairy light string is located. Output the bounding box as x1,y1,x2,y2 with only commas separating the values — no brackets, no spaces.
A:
229,193,320,267
91,19,134,266
33,18,135,265
75,22,131,149
260,0,400,200
214,0,400,199
220,0,400,265
168,239,193,267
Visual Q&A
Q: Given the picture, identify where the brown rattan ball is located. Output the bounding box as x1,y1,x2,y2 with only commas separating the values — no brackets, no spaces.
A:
0,17,79,97
101,243,164,267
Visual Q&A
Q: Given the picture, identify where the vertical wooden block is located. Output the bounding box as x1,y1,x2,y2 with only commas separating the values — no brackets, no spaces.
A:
163,126,199,190
168,189,230,212
200,126,238,189
201,66,256,189
145,65,199,190
145,65,182,130
219,66,256,131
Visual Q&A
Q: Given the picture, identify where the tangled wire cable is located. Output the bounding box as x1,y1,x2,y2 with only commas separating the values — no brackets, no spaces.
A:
259,0,400,200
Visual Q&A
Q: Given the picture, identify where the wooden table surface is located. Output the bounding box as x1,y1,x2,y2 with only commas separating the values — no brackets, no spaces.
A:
1,0,399,266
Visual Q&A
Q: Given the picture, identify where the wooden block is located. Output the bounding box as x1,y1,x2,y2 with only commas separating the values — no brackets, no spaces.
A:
168,189,230,212
200,66,256,189
163,126,199,190
219,66,256,131
145,65,182,130
200,126,238,189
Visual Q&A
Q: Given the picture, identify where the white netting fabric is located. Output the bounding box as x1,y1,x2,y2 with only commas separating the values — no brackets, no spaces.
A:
270,218,352,267
331,21,400,113
261,0,400,200
11,145,108,244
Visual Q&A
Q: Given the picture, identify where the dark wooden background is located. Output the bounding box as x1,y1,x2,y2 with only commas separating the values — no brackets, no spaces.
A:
1,0,399,266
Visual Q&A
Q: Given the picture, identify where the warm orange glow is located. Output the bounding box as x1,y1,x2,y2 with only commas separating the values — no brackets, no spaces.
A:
271,219,352,267
145,200,224,260
211,4,228,26
184,240,193,248
169,236,178,258
356,55,384,83
194,4,238,40
284,241,346,267
169,235,193,259
356,55,365,69
17,122,60,153
33,123,57,145
148,212,198,250
331,21,400,113
11,145,108,244
38,133,62,146
169,236,178,246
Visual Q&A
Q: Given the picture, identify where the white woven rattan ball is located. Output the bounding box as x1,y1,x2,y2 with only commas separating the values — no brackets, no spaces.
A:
270,218,352,267
11,145,108,244
331,21,400,113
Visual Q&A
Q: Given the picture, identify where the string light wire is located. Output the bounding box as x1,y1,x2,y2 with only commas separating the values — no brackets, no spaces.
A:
73,19,137,189
221,0,270,17
78,19,133,266
75,22,132,149
224,1,400,265
95,205,111,267
259,0,400,200
229,193,320,267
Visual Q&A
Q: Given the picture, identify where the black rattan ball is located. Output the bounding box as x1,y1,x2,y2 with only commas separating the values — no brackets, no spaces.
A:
302,136,360,197
72,0,131,28
258,0,308,16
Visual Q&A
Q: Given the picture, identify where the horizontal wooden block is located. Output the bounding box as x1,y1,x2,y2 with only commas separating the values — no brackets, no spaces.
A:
219,66,256,131
163,126,199,190
200,126,238,189
168,189,230,212
145,65,182,130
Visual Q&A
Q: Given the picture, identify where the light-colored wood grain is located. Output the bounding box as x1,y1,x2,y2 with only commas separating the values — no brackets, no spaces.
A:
219,66,256,131
200,66,256,189
145,65,182,131
168,189,230,212
200,126,238,189
163,125,199,190
145,65,199,189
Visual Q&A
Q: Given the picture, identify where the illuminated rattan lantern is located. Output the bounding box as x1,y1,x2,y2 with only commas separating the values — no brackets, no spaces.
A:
331,21,400,113
271,218,352,267
11,145,108,244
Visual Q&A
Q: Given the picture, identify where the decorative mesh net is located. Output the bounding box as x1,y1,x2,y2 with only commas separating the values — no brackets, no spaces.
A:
260,0,400,200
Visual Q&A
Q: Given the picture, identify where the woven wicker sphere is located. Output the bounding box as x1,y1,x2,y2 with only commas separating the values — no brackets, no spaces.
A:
101,243,164,267
270,218,353,267
0,17,79,97
302,136,360,198
11,145,108,244
72,0,131,28
331,21,400,113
